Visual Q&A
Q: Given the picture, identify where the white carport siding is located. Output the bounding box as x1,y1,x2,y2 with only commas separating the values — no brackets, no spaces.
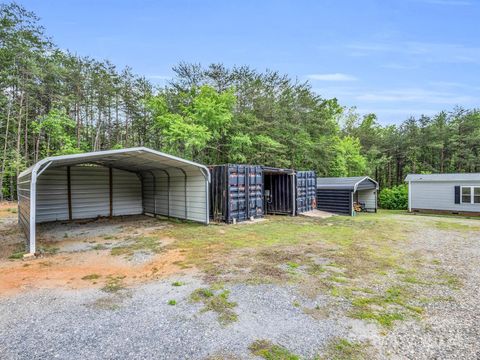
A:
17,147,210,254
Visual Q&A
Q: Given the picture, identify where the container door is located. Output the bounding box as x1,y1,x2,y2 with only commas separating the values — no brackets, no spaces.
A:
296,171,317,214
247,166,263,219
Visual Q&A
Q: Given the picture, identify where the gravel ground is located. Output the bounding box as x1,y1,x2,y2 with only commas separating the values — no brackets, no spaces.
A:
381,224,480,360
0,276,363,360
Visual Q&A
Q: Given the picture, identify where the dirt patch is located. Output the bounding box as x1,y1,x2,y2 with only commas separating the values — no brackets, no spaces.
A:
0,247,191,297
301,209,336,219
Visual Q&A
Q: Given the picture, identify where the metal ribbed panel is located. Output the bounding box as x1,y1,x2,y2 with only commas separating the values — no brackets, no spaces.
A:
71,166,110,219
296,171,317,213
317,189,352,215
36,167,69,222
210,165,263,223
112,169,142,216
357,189,377,211
17,172,32,244
141,167,208,223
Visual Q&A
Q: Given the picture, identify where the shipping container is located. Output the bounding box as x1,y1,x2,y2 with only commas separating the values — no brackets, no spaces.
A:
296,171,317,213
210,165,316,223
209,165,263,223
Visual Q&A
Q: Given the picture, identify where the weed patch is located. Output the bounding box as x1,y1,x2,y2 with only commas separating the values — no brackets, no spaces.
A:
8,251,25,259
81,274,101,281
190,287,238,325
319,338,370,360
101,275,126,293
110,236,163,257
249,340,299,360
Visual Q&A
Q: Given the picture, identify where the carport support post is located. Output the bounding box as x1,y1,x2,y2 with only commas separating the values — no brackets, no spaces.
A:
67,166,72,220
109,167,113,218
408,180,412,212
29,171,37,254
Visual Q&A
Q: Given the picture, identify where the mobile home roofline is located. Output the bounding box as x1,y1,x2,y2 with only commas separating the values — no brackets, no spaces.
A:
405,173,480,182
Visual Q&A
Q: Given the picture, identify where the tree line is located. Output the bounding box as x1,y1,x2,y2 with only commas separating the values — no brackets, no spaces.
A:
1,3,479,200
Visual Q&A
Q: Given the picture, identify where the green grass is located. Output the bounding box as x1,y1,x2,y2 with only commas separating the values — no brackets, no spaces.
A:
434,220,480,231
8,251,25,259
319,338,370,360
190,287,238,325
347,286,419,327
101,275,126,293
171,281,184,287
168,299,177,305
81,274,101,281
110,236,163,257
249,340,300,360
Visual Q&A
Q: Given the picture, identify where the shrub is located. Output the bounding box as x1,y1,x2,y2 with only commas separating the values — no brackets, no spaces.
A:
379,185,408,210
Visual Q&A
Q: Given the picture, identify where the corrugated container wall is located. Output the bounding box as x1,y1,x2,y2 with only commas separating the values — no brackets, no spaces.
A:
210,165,263,223
296,171,317,213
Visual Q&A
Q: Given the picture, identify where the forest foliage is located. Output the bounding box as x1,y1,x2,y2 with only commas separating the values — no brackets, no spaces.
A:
1,3,480,200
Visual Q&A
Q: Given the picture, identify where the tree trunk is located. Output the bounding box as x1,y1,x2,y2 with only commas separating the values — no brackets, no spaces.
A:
0,103,12,201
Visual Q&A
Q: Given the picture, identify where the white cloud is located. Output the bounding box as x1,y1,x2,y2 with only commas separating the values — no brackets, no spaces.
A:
306,73,357,81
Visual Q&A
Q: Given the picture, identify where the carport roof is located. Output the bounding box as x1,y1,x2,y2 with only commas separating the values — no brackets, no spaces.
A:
316,176,378,191
19,147,210,180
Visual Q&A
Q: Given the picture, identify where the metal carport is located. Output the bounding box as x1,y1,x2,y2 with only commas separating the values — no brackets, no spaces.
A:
17,147,210,254
316,176,378,215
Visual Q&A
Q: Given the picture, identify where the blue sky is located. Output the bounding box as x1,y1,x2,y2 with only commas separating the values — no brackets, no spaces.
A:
21,0,480,124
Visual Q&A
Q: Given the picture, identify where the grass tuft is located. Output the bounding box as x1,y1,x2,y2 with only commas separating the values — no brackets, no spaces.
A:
8,251,25,259
101,275,126,293
110,236,163,257
249,340,300,360
168,299,177,305
190,287,238,325
81,274,101,281
319,338,370,360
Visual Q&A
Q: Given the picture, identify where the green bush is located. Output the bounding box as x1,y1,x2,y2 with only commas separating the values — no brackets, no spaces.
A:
379,185,408,210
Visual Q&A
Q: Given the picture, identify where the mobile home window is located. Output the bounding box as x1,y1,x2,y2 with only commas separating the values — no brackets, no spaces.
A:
460,186,480,204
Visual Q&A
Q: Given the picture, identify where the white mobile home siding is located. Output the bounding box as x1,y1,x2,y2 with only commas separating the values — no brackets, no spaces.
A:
410,180,480,212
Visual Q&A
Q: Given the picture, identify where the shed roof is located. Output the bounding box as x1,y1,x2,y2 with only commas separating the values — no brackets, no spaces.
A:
405,173,480,182
19,147,210,181
316,176,378,191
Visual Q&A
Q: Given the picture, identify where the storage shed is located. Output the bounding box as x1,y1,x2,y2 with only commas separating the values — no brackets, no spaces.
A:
17,147,210,254
316,176,378,215
405,173,480,215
